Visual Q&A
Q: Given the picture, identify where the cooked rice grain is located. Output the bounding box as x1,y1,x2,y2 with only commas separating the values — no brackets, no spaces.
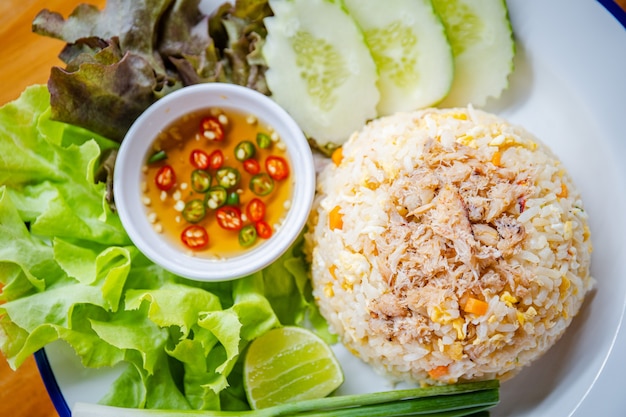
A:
306,108,593,384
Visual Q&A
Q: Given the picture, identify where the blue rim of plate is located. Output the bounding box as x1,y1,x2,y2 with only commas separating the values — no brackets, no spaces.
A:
598,0,626,26
32,3,626,417
34,349,71,417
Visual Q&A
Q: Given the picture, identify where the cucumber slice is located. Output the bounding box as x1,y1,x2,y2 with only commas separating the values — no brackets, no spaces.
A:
432,0,515,107
263,0,379,147
343,0,454,116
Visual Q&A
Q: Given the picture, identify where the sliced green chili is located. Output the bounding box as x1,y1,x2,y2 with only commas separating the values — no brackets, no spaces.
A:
216,167,241,189
238,224,258,247
191,169,211,193
250,173,275,196
147,150,167,164
226,191,240,206
256,132,272,149
234,140,256,161
205,186,228,210
182,199,206,223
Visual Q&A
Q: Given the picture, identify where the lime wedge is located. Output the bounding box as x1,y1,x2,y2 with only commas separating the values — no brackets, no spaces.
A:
243,326,344,409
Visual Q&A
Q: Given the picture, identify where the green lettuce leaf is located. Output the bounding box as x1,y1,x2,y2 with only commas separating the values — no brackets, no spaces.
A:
124,283,222,338
0,85,329,411
0,187,54,295
90,302,170,376
99,351,191,410
0,85,128,245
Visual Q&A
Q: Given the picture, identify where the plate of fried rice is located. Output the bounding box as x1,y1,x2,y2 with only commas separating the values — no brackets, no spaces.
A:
37,0,626,416
305,1,626,415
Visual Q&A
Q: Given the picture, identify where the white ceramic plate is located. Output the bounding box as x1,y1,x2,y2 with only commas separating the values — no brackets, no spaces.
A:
37,1,626,416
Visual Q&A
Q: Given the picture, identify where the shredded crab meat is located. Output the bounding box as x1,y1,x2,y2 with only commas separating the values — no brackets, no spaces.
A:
368,138,531,341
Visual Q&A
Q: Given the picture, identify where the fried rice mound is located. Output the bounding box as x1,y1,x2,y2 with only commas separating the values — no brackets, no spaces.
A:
305,107,593,384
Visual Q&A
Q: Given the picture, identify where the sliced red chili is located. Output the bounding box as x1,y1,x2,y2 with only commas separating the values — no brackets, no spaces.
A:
255,220,272,239
208,149,224,170
190,149,210,170
266,156,289,181
155,165,176,191
200,116,224,141
181,225,209,250
243,158,260,175
216,206,243,231
246,198,266,222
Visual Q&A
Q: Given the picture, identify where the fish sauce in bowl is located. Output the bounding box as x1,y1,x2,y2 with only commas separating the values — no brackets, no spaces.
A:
142,108,292,258
114,83,315,281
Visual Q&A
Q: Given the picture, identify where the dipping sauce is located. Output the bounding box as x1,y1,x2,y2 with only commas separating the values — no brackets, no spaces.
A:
142,108,292,258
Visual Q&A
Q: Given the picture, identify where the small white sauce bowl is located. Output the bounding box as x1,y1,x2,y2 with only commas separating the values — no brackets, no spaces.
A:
114,83,315,281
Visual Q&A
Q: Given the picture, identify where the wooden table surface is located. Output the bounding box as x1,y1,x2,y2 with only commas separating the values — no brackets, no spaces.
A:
0,2,106,416
1,1,625,417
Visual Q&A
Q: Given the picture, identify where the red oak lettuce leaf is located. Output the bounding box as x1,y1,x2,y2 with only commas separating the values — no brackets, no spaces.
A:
32,0,271,142
32,0,174,76
48,38,162,142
